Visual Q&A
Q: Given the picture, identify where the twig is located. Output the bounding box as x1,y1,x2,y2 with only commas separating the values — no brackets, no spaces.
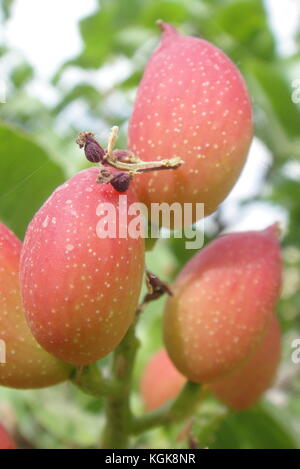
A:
76,127,184,180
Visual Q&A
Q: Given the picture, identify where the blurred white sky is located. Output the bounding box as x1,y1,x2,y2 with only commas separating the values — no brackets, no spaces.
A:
5,0,97,78
1,0,299,233
4,0,299,77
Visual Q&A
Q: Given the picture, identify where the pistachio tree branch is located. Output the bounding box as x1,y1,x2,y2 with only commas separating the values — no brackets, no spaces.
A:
106,156,183,175
72,270,179,449
101,321,140,449
76,127,184,179
131,382,202,434
101,270,174,448
71,363,122,398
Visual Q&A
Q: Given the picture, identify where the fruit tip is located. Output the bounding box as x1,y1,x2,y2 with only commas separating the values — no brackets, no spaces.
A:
264,222,282,240
155,20,178,39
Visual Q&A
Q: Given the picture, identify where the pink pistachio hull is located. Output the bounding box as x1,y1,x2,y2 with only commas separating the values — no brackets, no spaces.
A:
129,23,253,223
140,348,186,411
164,226,282,382
0,223,71,389
20,168,145,366
211,315,281,410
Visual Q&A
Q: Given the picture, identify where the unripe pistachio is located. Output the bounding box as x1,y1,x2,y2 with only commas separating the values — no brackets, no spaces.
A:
0,223,71,389
129,23,253,227
163,226,282,382
20,168,145,366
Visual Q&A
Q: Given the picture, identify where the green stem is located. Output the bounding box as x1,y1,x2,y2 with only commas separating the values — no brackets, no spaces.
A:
131,382,202,434
71,293,202,447
106,156,183,174
72,327,203,446
71,363,121,398
101,322,140,449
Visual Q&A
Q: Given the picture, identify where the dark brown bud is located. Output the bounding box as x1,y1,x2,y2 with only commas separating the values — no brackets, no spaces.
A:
146,270,173,297
85,140,106,163
110,172,132,193
136,271,173,315
76,132,106,163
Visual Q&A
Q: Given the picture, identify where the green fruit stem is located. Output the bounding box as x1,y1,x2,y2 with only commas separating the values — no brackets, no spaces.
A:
131,382,202,434
102,321,140,449
73,306,202,448
71,363,122,398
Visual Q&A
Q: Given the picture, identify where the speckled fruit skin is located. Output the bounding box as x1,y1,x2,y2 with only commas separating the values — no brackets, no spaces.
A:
128,23,252,225
210,315,281,410
163,226,282,383
0,424,16,449
0,223,71,389
140,348,186,411
20,167,145,366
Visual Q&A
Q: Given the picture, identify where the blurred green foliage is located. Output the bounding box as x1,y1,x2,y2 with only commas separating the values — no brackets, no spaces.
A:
0,0,300,449
0,124,65,238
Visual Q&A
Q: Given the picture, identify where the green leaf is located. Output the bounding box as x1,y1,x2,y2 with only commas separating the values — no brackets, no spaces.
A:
0,123,65,239
210,402,299,449
247,59,300,139
57,0,144,72
140,0,188,27
215,0,275,60
190,401,228,448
